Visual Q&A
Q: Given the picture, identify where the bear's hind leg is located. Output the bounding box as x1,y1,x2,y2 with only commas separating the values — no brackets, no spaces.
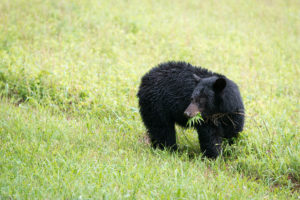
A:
147,123,177,151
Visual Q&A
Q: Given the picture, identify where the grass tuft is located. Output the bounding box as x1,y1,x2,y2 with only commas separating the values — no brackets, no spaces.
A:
186,113,204,127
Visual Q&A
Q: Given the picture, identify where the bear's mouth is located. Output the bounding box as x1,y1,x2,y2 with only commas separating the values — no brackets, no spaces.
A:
184,102,204,118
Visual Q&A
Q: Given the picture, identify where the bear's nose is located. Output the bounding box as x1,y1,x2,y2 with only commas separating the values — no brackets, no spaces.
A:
184,102,200,118
184,111,192,117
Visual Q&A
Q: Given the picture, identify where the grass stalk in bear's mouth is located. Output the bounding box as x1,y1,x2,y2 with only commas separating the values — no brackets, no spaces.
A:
186,113,204,127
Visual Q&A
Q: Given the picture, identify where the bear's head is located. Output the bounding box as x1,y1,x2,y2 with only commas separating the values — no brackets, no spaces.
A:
184,74,226,118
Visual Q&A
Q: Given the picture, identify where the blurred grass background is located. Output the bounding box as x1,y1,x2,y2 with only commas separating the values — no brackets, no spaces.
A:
0,0,299,199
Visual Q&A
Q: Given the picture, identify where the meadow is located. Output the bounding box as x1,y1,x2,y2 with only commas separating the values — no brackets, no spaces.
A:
0,0,299,199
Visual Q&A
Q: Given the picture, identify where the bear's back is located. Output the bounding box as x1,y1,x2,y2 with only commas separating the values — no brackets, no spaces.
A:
138,61,217,93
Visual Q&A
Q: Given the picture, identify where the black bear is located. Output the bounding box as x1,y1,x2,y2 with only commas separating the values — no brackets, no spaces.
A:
137,61,245,158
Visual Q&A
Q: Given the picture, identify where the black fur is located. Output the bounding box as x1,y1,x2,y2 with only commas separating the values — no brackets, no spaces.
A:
137,61,245,158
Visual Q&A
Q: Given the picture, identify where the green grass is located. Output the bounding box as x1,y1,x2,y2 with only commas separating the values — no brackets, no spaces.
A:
0,0,299,199
187,113,204,128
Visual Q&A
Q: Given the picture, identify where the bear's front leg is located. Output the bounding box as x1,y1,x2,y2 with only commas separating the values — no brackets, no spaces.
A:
196,125,223,158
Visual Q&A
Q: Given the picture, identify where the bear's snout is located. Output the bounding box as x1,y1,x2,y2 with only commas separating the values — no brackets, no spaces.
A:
184,103,202,118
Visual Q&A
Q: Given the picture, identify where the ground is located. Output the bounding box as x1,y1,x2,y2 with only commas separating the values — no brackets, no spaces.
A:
0,0,299,199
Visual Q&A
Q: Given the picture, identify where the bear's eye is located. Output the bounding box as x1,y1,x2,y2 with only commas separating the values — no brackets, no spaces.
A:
199,97,206,104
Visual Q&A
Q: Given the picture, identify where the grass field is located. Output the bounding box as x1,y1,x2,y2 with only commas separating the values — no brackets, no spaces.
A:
0,0,299,199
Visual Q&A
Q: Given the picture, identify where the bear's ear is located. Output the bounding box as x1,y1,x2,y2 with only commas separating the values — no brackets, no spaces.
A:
213,77,226,92
193,74,201,82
